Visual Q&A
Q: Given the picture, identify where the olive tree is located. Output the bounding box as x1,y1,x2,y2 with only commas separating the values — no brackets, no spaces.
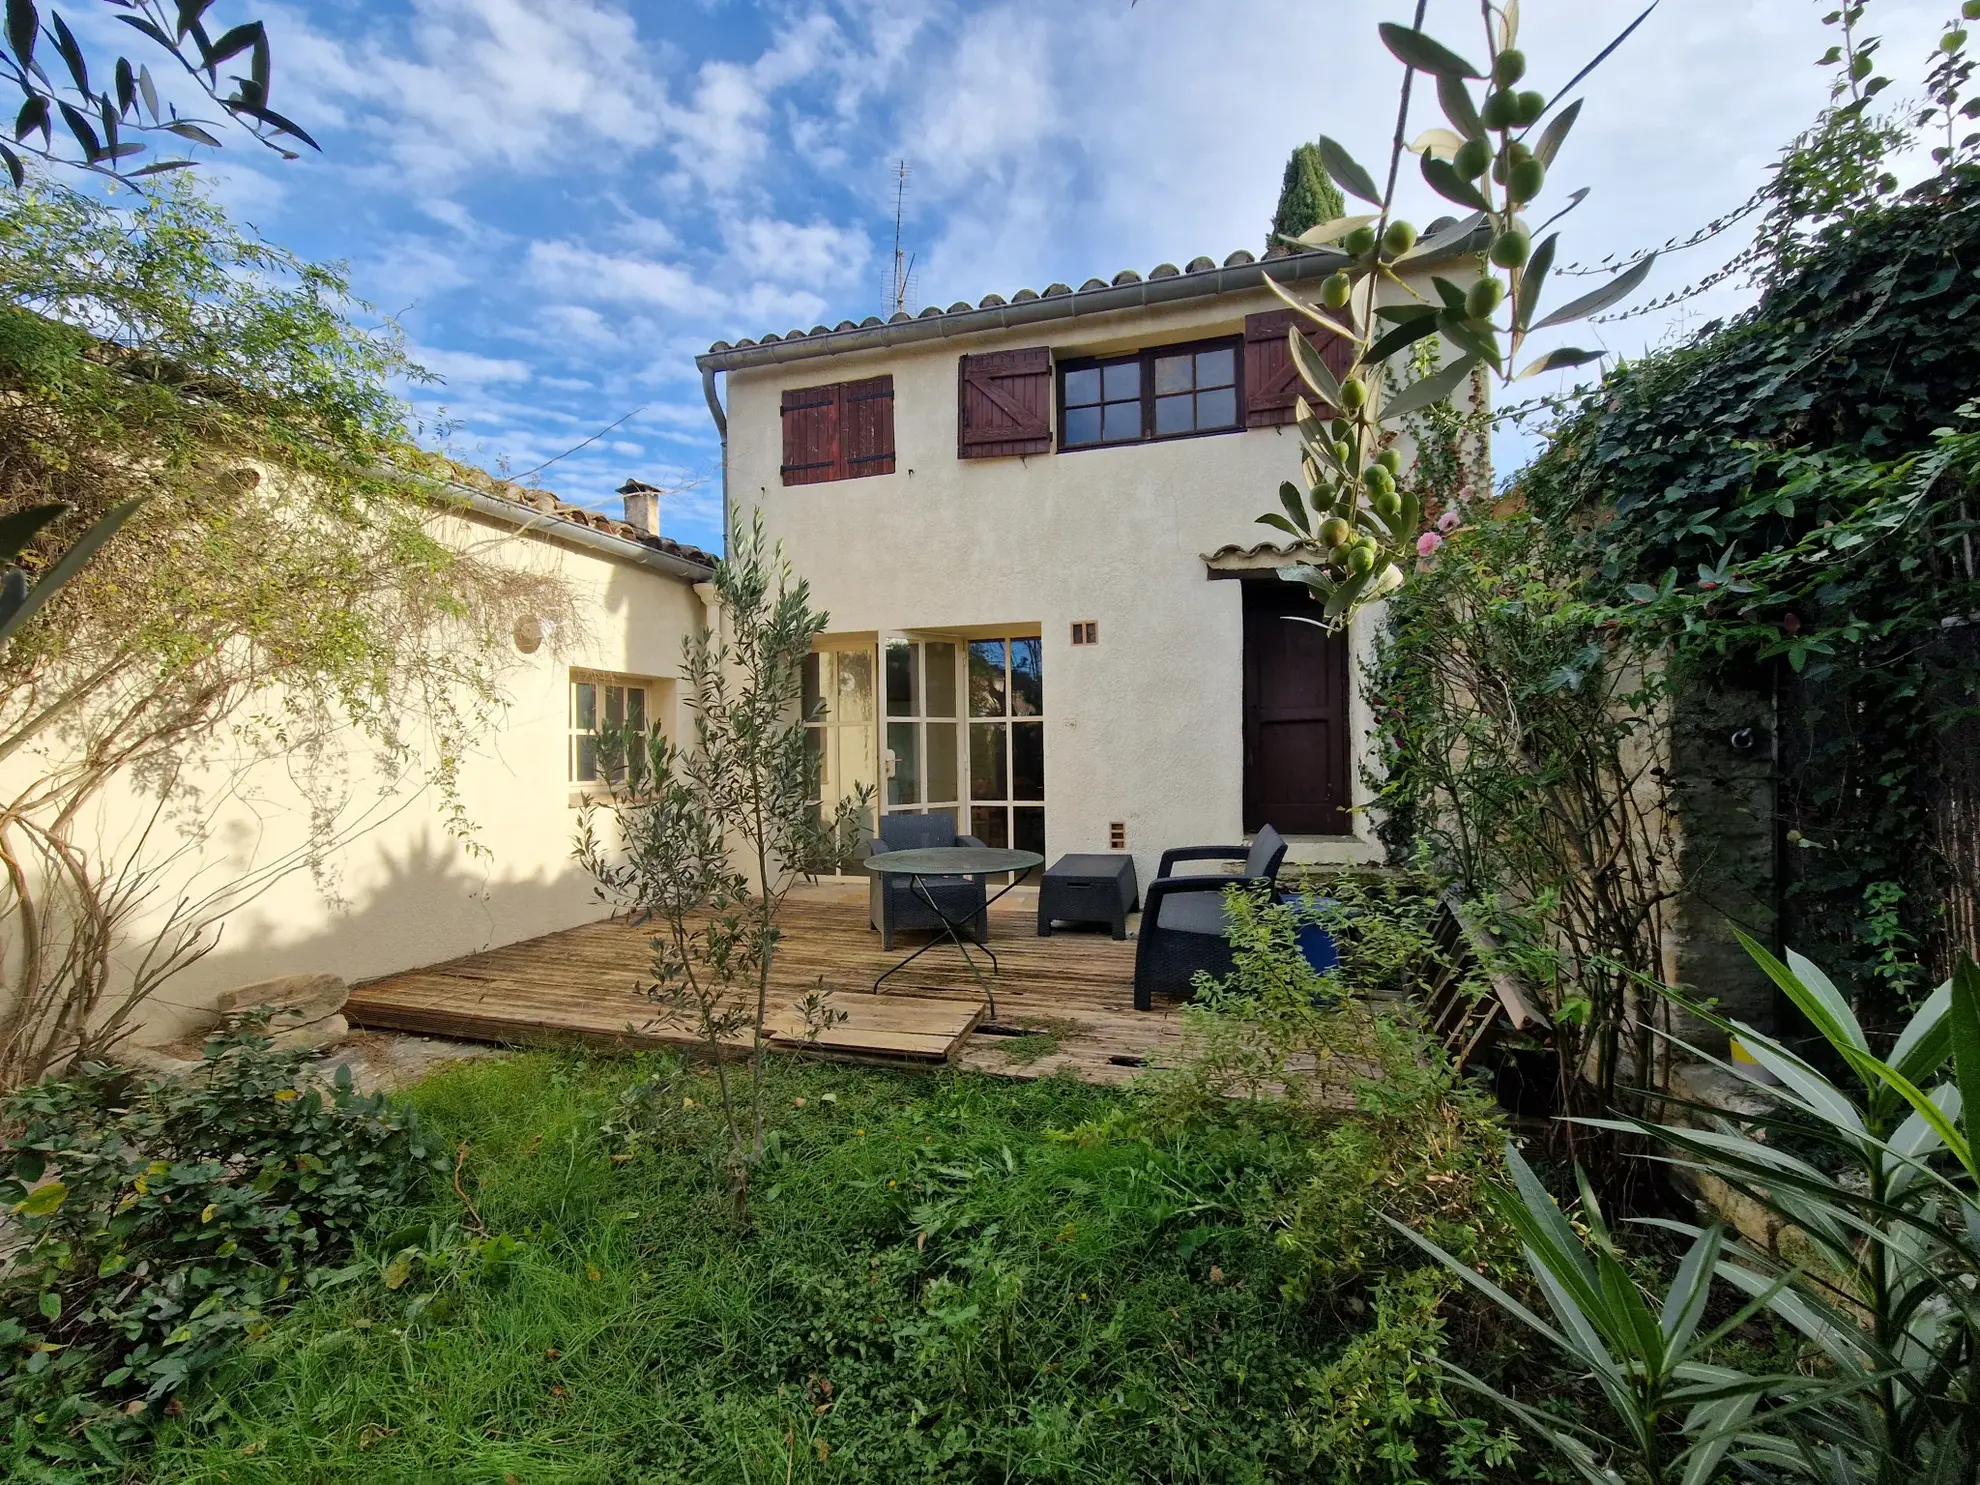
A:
1254,2,1658,624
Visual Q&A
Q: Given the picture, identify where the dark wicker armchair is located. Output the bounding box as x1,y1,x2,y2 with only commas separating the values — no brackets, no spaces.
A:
1131,825,1289,1009
859,812,992,950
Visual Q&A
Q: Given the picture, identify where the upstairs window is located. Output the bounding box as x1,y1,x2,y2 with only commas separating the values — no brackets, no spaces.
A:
781,375,895,485
1058,337,1243,450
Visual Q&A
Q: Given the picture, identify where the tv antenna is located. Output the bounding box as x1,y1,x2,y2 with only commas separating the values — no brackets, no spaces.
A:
889,159,917,317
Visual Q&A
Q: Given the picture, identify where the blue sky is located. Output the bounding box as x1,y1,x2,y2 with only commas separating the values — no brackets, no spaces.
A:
131,0,1956,553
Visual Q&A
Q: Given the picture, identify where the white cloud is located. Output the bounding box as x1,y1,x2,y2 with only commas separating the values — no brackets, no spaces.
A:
413,346,533,386
722,216,873,287
275,0,660,183
525,242,707,311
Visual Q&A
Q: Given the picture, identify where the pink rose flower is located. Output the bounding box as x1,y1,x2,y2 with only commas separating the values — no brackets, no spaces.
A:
1416,530,1444,557
1436,510,1462,533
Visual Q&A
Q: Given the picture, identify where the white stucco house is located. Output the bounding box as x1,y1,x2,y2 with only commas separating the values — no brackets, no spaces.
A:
697,243,1458,893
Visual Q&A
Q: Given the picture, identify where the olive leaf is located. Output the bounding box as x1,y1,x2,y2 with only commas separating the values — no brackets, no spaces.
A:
1529,253,1656,330
1381,355,1479,422
1532,98,1583,166
1365,312,1444,368
1515,232,1560,331
1290,327,1343,408
1439,74,1485,140
1515,347,1604,379
1317,135,1383,207
1378,23,1483,80
1401,210,1487,262
1278,480,1312,535
1421,155,1492,212
1408,127,1467,160
1292,213,1380,247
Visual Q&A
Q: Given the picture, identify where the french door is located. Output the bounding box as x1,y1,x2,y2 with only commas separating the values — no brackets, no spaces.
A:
966,637,1045,857
881,634,964,829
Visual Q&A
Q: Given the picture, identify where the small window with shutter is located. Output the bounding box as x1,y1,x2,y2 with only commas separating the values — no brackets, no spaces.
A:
1243,309,1355,427
780,375,895,485
958,348,1053,457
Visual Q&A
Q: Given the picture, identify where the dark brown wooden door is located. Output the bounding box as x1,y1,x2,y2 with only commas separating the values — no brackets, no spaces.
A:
1243,579,1350,835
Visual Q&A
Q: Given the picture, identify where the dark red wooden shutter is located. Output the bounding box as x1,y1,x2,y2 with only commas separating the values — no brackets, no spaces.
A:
1243,309,1355,428
842,375,896,478
958,347,1052,457
781,383,841,485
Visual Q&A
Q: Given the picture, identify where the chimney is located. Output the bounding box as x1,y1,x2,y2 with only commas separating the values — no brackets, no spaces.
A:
616,478,661,537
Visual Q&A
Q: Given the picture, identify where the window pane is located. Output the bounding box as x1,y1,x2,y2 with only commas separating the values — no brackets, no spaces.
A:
1064,367,1101,406
1102,360,1140,400
923,642,957,718
1197,386,1237,429
925,721,958,804
971,806,1009,849
574,734,599,783
573,682,596,731
1012,721,1044,800
627,687,646,732
1013,806,1046,859
968,640,1007,716
1010,637,1042,716
970,721,1008,801
1063,405,1101,446
836,649,874,722
1155,393,1194,435
886,720,920,806
885,640,917,717
605,685,625,727
1196,346,1235,388
1102,401,1140,442
1153,353,1194,394
803,654,822,718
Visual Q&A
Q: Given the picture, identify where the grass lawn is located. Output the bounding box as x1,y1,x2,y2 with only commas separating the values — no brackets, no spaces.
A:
140,1050,1519,1484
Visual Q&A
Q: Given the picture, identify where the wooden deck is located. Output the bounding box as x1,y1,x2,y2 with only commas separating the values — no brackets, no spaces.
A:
347,882,1182,1083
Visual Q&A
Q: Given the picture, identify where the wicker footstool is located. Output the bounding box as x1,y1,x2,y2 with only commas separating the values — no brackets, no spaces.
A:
1037,854,1140,940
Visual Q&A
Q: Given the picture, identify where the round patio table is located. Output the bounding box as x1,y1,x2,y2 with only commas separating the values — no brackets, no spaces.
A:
864,846,1044,1019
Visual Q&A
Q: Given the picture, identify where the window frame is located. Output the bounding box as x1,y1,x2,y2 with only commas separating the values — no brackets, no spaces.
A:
569,670,660,792
1055,334,1246,453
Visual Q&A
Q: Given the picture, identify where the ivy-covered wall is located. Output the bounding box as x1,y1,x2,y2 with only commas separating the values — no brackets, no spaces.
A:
1521,168,1980,1024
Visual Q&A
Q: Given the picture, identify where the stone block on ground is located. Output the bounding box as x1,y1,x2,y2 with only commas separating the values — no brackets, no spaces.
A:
263,1013,349,1054
215,972,348,1025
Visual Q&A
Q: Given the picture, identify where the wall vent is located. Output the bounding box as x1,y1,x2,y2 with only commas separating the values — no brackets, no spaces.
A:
1071,620,1098,645
1109,821,1126,850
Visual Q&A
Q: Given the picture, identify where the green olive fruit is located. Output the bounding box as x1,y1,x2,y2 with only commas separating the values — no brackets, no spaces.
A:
1453,137,1492,180
1317,516,1353,548
1332,439,1353,465
1376,449,1402,475
1382,220,1418,256
1489,226,1532,268
1964,1,1979,20
1339,375,1368,410
1465,276,1505,320
1480,90,1517,131
1505,140,1532,164
1343,224,1380,256
1345,544,1377,574
1493,48,1527,87
1943,28,1968,52
1513,90,1546,127
1508,156,1546,202
1320,270,1353,309
1362,463,1395,494
1372,489,1402,518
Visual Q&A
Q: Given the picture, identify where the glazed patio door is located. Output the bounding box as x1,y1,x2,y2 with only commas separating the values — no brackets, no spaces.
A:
880,634,964,830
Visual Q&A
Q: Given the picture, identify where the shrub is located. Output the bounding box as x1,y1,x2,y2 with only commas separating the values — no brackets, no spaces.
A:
0,1029,441,1471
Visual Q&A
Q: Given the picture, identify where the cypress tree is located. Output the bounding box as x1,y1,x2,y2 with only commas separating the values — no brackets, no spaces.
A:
1268,143,1346,251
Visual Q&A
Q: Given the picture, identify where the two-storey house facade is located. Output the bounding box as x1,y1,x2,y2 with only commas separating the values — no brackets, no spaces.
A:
697,245,1458,891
